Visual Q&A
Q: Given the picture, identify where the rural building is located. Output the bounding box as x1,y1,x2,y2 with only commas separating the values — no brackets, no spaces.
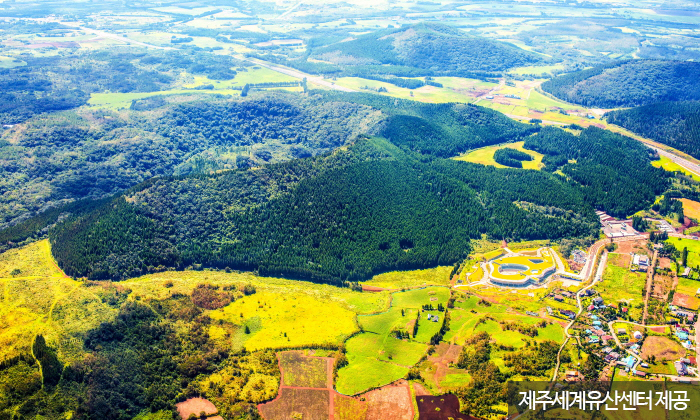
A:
635,371,646,378
633,331,643,340
526,311,539,317
588,304,595,311
601,335,614,344
432,316,439,323
618,328,627,335
592,321,602,327
593,297,603,306
622,307,628,314
553,295,564,302
675,361,688,376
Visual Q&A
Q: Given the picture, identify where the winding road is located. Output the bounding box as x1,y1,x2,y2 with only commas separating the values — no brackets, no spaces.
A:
551,250,608,382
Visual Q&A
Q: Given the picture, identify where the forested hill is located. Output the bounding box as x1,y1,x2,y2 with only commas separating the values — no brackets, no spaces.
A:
606,101,700,159
261,23,543,78
48,123,668,284
541,60,700,108
0,91,533,231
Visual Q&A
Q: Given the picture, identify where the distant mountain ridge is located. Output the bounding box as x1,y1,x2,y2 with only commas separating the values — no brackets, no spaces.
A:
541,59,700,108
310,23,544,74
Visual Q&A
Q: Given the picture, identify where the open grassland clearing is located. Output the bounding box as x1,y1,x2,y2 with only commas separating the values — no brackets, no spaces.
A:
88,67,301,108
509,64,566,76
454,141,545,170
0,241,117,363
640,336,685,362
599,253,646,319
666,237,700,268
209,290,358,351
360,266,452,289
444,294,563,349
0,55,25,68
332,77,478,104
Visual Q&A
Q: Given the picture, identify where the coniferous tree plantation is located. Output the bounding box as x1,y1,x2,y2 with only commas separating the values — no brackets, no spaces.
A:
606,101,700,159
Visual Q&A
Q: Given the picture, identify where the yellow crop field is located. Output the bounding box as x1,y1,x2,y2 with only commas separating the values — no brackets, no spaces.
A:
209,290,358,350
680,198,700,220
361,266,452,289
454,141,545,170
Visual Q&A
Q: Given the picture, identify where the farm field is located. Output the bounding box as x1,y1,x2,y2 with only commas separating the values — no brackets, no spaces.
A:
652,156,700,182
454,141,545,170
675,278,700,302
279,351,329,388
336,287,448,395
332,77,479,104
680,198,700,221
360,266,452,289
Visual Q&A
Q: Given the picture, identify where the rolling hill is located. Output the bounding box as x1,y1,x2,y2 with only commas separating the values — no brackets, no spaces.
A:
262,23,544,79
541,60,700,108
606,101,700,159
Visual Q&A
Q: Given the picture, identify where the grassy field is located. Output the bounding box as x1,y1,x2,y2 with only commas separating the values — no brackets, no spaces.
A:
652,156,700,181
332,77,479,104
89,67,301,108
444,295,563,348
598,253,646,319
0,240,117,363
0,55,25,68
123,270,390,315
454,141,545,170
209,290,358,350
509,64,566,76
676,277,700,298
361,266,452,289
666,237,700,267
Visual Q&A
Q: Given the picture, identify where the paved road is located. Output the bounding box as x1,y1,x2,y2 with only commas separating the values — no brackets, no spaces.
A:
244,57,357,93
652,147,700,178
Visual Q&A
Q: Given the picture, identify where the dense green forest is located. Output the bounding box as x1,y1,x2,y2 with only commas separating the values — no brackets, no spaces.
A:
254,23,542,79
541,60,700,108
523,126,669,217
606,101,700,159
0,90,534,231
0,93,380,229
493,148,533,168
49,123,667,283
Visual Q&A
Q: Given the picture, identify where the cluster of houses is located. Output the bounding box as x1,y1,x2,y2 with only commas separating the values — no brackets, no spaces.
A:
586,296,605,312
571,249,586,266
504,94,521,99
669,305,696,323
631,253,650,272
551,289,575,302
426,313,440,323
674,358,695,376
583,319,612,344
